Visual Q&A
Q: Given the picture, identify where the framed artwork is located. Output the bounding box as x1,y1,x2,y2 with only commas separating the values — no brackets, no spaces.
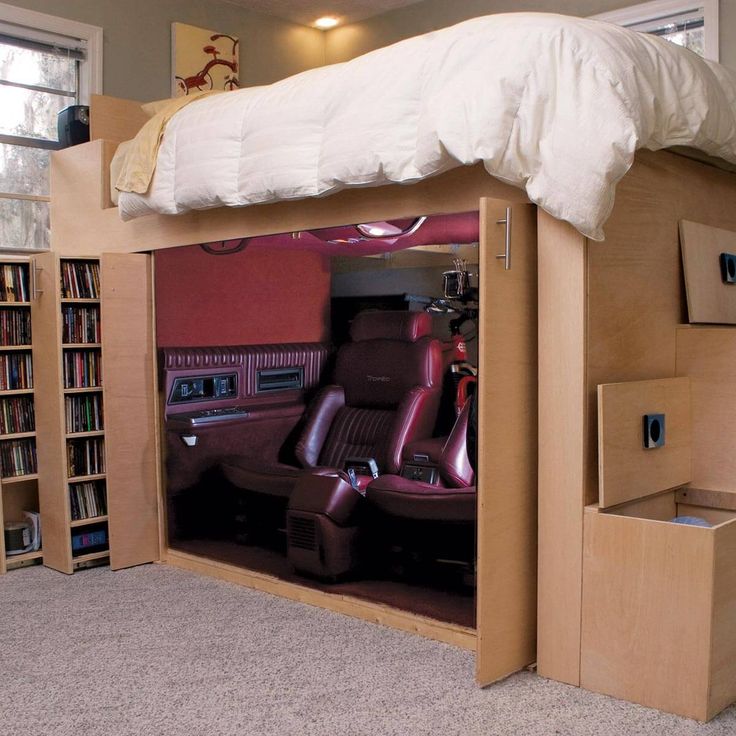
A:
171,22,240,97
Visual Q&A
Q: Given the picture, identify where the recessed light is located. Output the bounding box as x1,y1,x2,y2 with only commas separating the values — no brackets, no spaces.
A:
314,16,339,29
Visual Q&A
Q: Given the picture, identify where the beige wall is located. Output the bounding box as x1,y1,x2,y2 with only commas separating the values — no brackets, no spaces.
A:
1,0,325,101
325,0,736,70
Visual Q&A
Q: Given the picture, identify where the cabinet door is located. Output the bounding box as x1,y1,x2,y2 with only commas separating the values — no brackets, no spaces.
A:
101,253,160,569
32,252,73,573
476,199,538,684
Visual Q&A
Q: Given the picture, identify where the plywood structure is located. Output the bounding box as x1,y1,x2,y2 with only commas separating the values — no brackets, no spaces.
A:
581,504,736,721
32,253,73,573
680,220,736,323
676,326,736,494
476,199,537,685
48,95,736,717
536,212,587,685
539,146,736,689
597,378,691,508
101,254,161,569
90,94,150,144
51,141,529,256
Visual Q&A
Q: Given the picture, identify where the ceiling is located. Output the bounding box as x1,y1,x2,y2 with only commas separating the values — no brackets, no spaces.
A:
221,0,424,28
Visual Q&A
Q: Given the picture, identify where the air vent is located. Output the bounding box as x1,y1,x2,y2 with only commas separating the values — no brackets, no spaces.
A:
289,515,317,551
256,366,304,393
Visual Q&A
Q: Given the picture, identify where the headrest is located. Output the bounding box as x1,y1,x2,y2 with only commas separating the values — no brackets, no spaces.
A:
335,338,441,408
350,311,432,343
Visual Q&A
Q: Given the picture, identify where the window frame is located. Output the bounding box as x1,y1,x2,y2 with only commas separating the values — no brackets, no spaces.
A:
0,2,102,252
0,1,102,102
591,0,719,62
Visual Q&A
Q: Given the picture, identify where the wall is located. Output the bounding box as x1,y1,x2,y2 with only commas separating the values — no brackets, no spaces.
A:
1,0,325,100
154,245,330,347
325,0,736,70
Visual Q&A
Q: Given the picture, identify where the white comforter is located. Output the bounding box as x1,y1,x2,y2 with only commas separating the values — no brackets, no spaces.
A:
118,12,736,240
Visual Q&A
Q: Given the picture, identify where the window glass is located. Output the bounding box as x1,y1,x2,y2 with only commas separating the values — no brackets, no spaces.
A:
0,144,50,196
0,86,75,140
0,42,76,91
628,8,706,56
0,198,49,250
0,25,84,250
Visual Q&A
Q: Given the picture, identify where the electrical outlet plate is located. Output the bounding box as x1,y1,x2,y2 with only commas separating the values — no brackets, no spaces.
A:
643,413,665,449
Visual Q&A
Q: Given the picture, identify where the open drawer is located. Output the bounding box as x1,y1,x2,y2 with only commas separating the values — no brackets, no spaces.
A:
580,377,736,721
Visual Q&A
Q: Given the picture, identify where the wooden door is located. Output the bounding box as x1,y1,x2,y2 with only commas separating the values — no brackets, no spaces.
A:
476,199,538,684
32,252,74,573
101,253,161,569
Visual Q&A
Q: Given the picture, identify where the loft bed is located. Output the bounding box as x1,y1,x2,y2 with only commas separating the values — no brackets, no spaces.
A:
47,12,736,721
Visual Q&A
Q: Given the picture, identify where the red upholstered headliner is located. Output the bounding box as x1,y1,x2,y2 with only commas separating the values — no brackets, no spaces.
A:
155,246,330,347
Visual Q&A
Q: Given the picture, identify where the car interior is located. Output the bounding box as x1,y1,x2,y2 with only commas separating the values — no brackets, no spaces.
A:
161,211,480,627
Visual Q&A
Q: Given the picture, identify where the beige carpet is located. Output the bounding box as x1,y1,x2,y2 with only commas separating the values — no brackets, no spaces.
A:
1,564,734,736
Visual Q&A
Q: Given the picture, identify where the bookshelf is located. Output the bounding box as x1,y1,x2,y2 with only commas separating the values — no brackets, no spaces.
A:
0,259,42,574
32,253,160,573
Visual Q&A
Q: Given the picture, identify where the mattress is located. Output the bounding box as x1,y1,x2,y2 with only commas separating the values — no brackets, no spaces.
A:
116,12,736,241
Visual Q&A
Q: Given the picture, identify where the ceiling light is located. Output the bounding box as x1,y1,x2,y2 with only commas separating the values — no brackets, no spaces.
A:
314,16,339,29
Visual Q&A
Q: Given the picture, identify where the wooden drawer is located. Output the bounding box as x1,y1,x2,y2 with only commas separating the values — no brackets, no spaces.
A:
581,489,736,721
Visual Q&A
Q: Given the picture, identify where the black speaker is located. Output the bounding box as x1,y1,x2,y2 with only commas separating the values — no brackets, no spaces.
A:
57,105,90,148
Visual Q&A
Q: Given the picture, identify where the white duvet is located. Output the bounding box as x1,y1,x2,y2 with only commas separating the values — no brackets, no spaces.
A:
117,12,736,240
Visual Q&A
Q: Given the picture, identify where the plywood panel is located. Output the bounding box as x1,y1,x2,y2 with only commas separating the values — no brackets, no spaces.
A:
536,211,587,686
166,549,476,650
476,200,537,685
90,95,149,144
581,509,715,721
677,486,736,511
31,253,73,574
604,491,676,521
676,326,736,494
680,220,736,324
598,378,691,508
50,141,529,256
101,253,160,569
708,519,736,719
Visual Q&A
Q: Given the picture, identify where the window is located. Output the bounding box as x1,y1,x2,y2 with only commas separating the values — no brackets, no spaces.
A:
592,0,719,62
0,3,101,251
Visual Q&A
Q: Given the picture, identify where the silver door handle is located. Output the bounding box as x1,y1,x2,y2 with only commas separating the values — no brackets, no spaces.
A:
495,206,512,270
31,264,43,299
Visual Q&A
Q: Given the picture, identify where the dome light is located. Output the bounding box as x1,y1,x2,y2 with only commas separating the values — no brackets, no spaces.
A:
314,16,339,29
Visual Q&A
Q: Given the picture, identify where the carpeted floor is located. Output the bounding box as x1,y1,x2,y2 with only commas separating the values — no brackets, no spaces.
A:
2,564,735,736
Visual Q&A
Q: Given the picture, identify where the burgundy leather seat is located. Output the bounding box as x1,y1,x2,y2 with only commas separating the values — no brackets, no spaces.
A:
365,399,476,522
221,311,442,501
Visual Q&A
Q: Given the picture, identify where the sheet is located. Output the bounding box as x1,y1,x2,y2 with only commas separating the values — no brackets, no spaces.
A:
116,12,736,240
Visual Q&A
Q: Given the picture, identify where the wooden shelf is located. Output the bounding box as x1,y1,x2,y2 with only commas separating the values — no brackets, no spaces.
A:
0,388,34,396
2,473,38,484
0,301,31,307
0,345,31,351
5,548,42,564
67,473,106,483
62,343,101,349
0,431,35,440
66,430,104,439
61,298,100,304
63,386,102,394
70,514,108,527
72,549,109,564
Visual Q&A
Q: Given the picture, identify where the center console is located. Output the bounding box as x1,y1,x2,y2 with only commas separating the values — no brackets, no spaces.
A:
286,473,366,580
